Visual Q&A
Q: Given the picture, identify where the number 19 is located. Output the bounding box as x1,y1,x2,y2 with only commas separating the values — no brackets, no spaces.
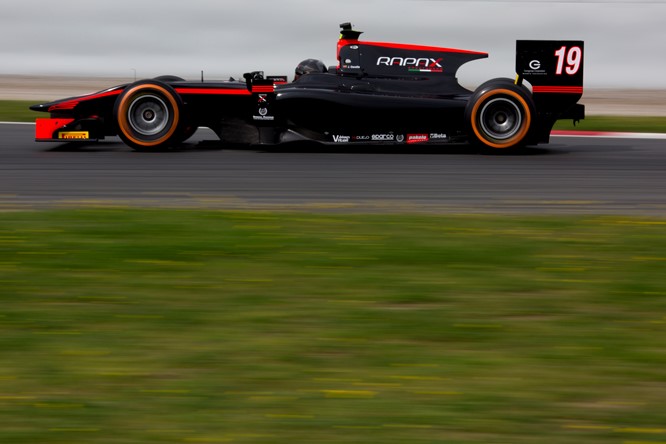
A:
555,46,582,75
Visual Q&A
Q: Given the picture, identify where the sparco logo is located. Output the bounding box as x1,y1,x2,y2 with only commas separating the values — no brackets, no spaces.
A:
377,57,443,69
372,134,395,141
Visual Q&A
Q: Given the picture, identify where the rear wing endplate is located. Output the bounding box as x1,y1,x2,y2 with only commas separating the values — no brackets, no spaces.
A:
516,40,585,127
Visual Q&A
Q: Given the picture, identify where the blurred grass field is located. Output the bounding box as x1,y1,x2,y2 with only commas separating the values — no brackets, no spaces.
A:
0,100,38,123
552,115,666,133
2,209,666,443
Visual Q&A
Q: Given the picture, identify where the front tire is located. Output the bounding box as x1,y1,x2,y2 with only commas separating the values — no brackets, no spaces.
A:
114,80,184,151
465,79,534,150
153,75,186,83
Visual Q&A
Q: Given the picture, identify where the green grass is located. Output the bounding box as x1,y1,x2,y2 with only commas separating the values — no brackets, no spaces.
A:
553,115,666,133
0,100,41,122
2,209,666,443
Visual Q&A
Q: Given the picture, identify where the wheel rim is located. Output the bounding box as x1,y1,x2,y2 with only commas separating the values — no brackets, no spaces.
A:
127,94,170,137
479,97,522,141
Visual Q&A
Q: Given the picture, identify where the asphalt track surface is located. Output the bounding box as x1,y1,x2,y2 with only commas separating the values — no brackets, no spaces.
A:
1,123,665,215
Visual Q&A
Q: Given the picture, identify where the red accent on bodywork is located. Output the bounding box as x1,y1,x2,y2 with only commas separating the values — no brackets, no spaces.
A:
48,101,79,112
47,89,122,112
252,86,275,93
175,88,251,96
533,86,583,94
35,118,74,140
338,38,359,61
79,90,123,100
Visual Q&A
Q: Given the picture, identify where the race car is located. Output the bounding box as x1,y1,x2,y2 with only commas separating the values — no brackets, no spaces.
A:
31,22,584,151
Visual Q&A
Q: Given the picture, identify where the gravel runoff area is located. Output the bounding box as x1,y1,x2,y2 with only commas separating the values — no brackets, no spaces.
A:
1,74,665,116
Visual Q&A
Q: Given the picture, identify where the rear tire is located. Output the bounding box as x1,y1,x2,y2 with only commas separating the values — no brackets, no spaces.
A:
114,80,184,151
465,79,535,151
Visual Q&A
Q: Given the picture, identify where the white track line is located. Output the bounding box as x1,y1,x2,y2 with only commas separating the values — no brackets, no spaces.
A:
552,131,666,140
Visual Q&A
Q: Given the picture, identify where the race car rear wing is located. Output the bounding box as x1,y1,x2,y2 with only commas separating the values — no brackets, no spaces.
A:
516,40,585,140
516,40,584,93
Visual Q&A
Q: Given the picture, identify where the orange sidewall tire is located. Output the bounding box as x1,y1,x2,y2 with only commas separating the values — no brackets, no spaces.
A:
116,84,181,149
470,88,532,149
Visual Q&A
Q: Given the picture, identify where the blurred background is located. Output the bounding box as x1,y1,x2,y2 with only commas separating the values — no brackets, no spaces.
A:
2,0,665,88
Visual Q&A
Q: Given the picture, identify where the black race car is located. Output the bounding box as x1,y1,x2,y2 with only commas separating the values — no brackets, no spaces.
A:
31,23,584,152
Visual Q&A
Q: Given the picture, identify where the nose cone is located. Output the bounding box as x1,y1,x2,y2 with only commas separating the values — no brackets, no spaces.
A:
30,102,51,112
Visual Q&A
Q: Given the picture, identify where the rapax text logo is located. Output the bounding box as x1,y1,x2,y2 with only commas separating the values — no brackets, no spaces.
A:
377,57,443,69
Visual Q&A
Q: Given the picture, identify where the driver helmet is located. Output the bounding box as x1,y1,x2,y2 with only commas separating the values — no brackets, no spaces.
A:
294,59,327,81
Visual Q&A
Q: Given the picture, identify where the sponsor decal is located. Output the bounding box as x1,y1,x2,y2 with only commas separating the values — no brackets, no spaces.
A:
267,75,288,83
371,133,395,141
254,94,274,120
396,135,405,143
430,133,448,140
353,135,370,141
524,59,547,76
407,134,429,144
377,57,443,73
58,131,89,140
332,135,350,143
